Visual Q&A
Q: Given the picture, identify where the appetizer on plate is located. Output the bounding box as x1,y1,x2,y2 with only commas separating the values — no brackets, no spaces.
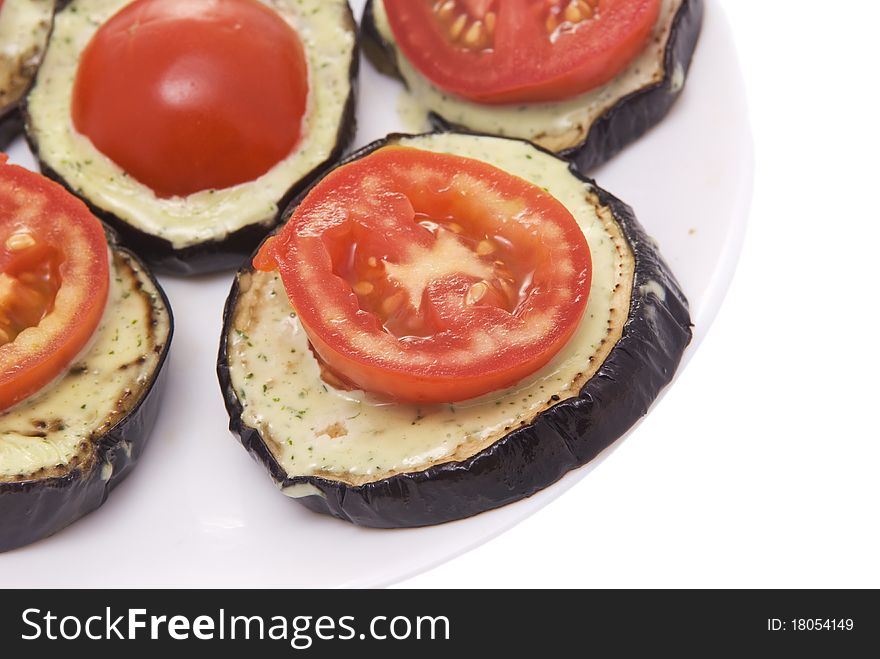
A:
363,0,703,171
0,156,172,552
0,0,55,147
218,132,692,528
24,0,358,275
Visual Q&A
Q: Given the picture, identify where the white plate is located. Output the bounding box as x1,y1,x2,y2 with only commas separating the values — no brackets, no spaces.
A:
0,0,751,587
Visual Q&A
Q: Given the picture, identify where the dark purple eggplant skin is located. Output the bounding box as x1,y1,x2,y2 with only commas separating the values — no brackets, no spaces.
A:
361,0,704,173
217,132,693,528
0,243,173,553
0,110,24,151
21,1,360,277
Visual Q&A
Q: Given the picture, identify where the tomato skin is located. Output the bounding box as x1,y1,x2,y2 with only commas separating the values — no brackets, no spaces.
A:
0,156,110,412
384,0,661,104
71,0,309,198
256,146,592,404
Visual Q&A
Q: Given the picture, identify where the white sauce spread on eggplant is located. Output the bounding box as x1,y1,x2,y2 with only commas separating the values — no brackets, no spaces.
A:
0,250,170,481
227,134,634,486
26,0,354,249
374,0,681,152
0,0,53,110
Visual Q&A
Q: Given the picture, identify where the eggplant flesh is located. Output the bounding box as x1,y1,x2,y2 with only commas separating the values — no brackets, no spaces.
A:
217,131,693,528
23,0,359,276
0,244,173,552
0,0,55,149
361,0,703,172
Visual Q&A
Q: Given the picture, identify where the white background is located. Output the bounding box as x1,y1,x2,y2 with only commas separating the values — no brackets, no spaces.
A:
399,0,880,588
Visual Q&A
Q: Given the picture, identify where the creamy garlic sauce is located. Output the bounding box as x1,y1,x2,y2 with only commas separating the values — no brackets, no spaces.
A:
227,134,634,486
0,0,53,109
26,0,355,249
0,250,170,481
374,0,681,152
282,483,324,499
396,89,432,134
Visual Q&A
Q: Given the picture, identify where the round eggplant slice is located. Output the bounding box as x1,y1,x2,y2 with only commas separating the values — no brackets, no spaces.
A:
0,0,55,149
23,0,358,276
217,132,692,528
362,0,703,172
0,238,173,552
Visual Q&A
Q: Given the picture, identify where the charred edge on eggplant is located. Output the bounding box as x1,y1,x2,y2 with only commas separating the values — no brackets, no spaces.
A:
21,3,360,277
0,239,173,552
217,131,693,528
360,0,704,173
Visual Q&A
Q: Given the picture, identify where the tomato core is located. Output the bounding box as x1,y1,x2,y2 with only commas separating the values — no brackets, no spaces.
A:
71,0,310,198
255,146,592,404
331,212,537,341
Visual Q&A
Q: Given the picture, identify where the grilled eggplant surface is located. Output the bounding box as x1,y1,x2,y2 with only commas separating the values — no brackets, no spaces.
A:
0,0,55,148
0,239,173,552
218,132,692,528
362,0,703,172
23,0,358,275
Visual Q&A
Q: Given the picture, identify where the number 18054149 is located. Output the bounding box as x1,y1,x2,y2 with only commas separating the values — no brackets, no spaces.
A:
767,619,855,632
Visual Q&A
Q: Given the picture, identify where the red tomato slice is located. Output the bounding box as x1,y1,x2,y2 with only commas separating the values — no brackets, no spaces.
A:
384,0,660,104
71,0,309,198
0,155,110,412
255,146,592,404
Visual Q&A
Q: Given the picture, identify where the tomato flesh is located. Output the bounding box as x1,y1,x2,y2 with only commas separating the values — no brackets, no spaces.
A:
255,146,592,404
0,156,110,412
72,0,309,198
384,0,661,104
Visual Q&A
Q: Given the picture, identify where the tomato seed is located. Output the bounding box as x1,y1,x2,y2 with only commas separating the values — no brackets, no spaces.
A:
476,240,495,256
463,21,484,48
450,14,467,40
382,293,404,315
5,232,36,251
467,281,489,305
484,11,496,34
436,0,456,21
